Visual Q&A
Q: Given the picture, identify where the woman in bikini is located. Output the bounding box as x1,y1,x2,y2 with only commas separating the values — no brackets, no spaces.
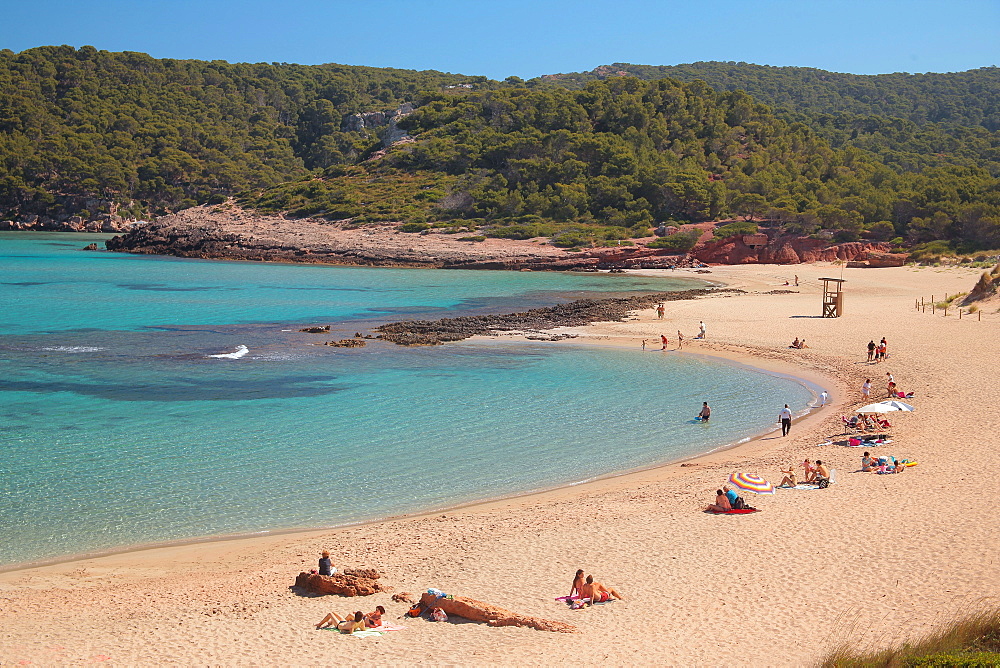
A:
705,489,732,513
315,610,366,633
569,569,585,598
778,464,797,487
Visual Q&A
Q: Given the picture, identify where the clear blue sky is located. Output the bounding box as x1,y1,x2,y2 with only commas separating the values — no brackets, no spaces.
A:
1,0,997,78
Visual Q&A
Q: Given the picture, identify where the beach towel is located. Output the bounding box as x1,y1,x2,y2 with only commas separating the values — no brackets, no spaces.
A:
347,630,386,639
368,623,406,632
707,507,759,514
778,484,821,490
554,596,579,602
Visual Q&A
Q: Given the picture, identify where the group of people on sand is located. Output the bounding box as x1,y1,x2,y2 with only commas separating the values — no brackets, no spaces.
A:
867,337,888,363
860,373,913,401
642,320,705,351
315,606,386,633
789,337,809,349
846,413,892,432
705,485,751,512
776,459,830,487
861,451,909,474
568,569,624,607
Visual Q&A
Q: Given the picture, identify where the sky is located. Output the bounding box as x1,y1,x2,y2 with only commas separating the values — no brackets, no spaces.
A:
1,0,997,79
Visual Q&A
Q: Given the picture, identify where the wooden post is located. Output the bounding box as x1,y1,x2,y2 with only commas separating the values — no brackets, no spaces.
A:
944,306,948,317
932,302,935,314
980,311,982,321
960,309,963,319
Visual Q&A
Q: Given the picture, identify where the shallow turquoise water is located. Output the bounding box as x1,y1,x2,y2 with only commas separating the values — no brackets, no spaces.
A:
0,233,814,566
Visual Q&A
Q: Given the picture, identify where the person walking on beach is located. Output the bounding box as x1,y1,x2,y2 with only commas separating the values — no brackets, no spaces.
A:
656,303,665,319
641,339,647,350
698,402,711,422
819,391,828,408
862,378,871,399
867,340,876,362
880,337,888,361
698,321,707,339
677,330,684,349
794,275,799,286
779,404,792,436
660,334,669,350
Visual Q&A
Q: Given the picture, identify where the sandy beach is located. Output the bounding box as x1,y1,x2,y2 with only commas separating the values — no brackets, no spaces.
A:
2,262,998,666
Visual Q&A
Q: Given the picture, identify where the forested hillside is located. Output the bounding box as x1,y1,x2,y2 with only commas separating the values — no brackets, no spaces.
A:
539,62,1000,130
2,47,1000,253
0,45,479,220
245,78,1000,251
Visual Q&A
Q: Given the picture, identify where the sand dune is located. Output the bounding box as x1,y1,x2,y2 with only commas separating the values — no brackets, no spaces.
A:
2,262,998,666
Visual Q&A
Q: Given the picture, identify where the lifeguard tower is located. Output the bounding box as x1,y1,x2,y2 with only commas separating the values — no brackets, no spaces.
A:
820,278,845,317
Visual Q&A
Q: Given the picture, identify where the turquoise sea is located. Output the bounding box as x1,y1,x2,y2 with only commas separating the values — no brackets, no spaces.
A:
0,233,815,567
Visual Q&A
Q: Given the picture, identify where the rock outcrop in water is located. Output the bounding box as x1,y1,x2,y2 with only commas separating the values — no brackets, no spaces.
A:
377,288,737,345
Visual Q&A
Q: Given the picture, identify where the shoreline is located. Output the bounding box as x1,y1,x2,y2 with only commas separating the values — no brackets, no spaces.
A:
0,342,831,575
4,262,997,666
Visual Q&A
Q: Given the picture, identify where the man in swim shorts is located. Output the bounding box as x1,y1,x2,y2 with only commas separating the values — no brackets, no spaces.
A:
579,575,624,605
699,402,711,421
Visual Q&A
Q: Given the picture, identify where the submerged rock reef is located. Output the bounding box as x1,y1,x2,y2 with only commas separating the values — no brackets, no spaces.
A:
376,288,737,345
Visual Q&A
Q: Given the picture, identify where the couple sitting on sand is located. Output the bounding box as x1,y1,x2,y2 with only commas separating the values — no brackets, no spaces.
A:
790,337,809,349
316,605,385,633
569,569,624,606
705,485,751,511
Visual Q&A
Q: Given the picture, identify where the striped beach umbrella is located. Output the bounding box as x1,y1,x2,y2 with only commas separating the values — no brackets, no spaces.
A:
728,472,775,495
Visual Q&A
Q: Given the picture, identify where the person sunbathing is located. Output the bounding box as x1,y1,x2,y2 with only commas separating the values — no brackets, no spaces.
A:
799,339,809,348
363,606,386,629
705,489,732,513
578,575,624,604
861,452,877,472
570,569,585,598
778,464,797,487
813,460,830,484
790,337,800,348
316,610,366,633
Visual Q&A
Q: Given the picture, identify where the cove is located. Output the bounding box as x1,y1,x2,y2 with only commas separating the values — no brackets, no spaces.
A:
0,234,813,567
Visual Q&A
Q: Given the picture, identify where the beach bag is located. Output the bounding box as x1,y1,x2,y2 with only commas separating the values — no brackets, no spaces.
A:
732,496,747,510
817,477,830,489
430,607,448,622
407,604,424,618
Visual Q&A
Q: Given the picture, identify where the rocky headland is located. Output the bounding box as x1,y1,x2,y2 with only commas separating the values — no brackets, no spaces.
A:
102,204,899,270
376,288,737,345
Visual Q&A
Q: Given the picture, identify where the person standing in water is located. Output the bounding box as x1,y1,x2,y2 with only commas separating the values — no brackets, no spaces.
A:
660,334,669,350
699,402,711,422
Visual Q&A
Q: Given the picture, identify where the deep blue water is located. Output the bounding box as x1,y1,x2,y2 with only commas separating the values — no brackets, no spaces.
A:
0,233,814,566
